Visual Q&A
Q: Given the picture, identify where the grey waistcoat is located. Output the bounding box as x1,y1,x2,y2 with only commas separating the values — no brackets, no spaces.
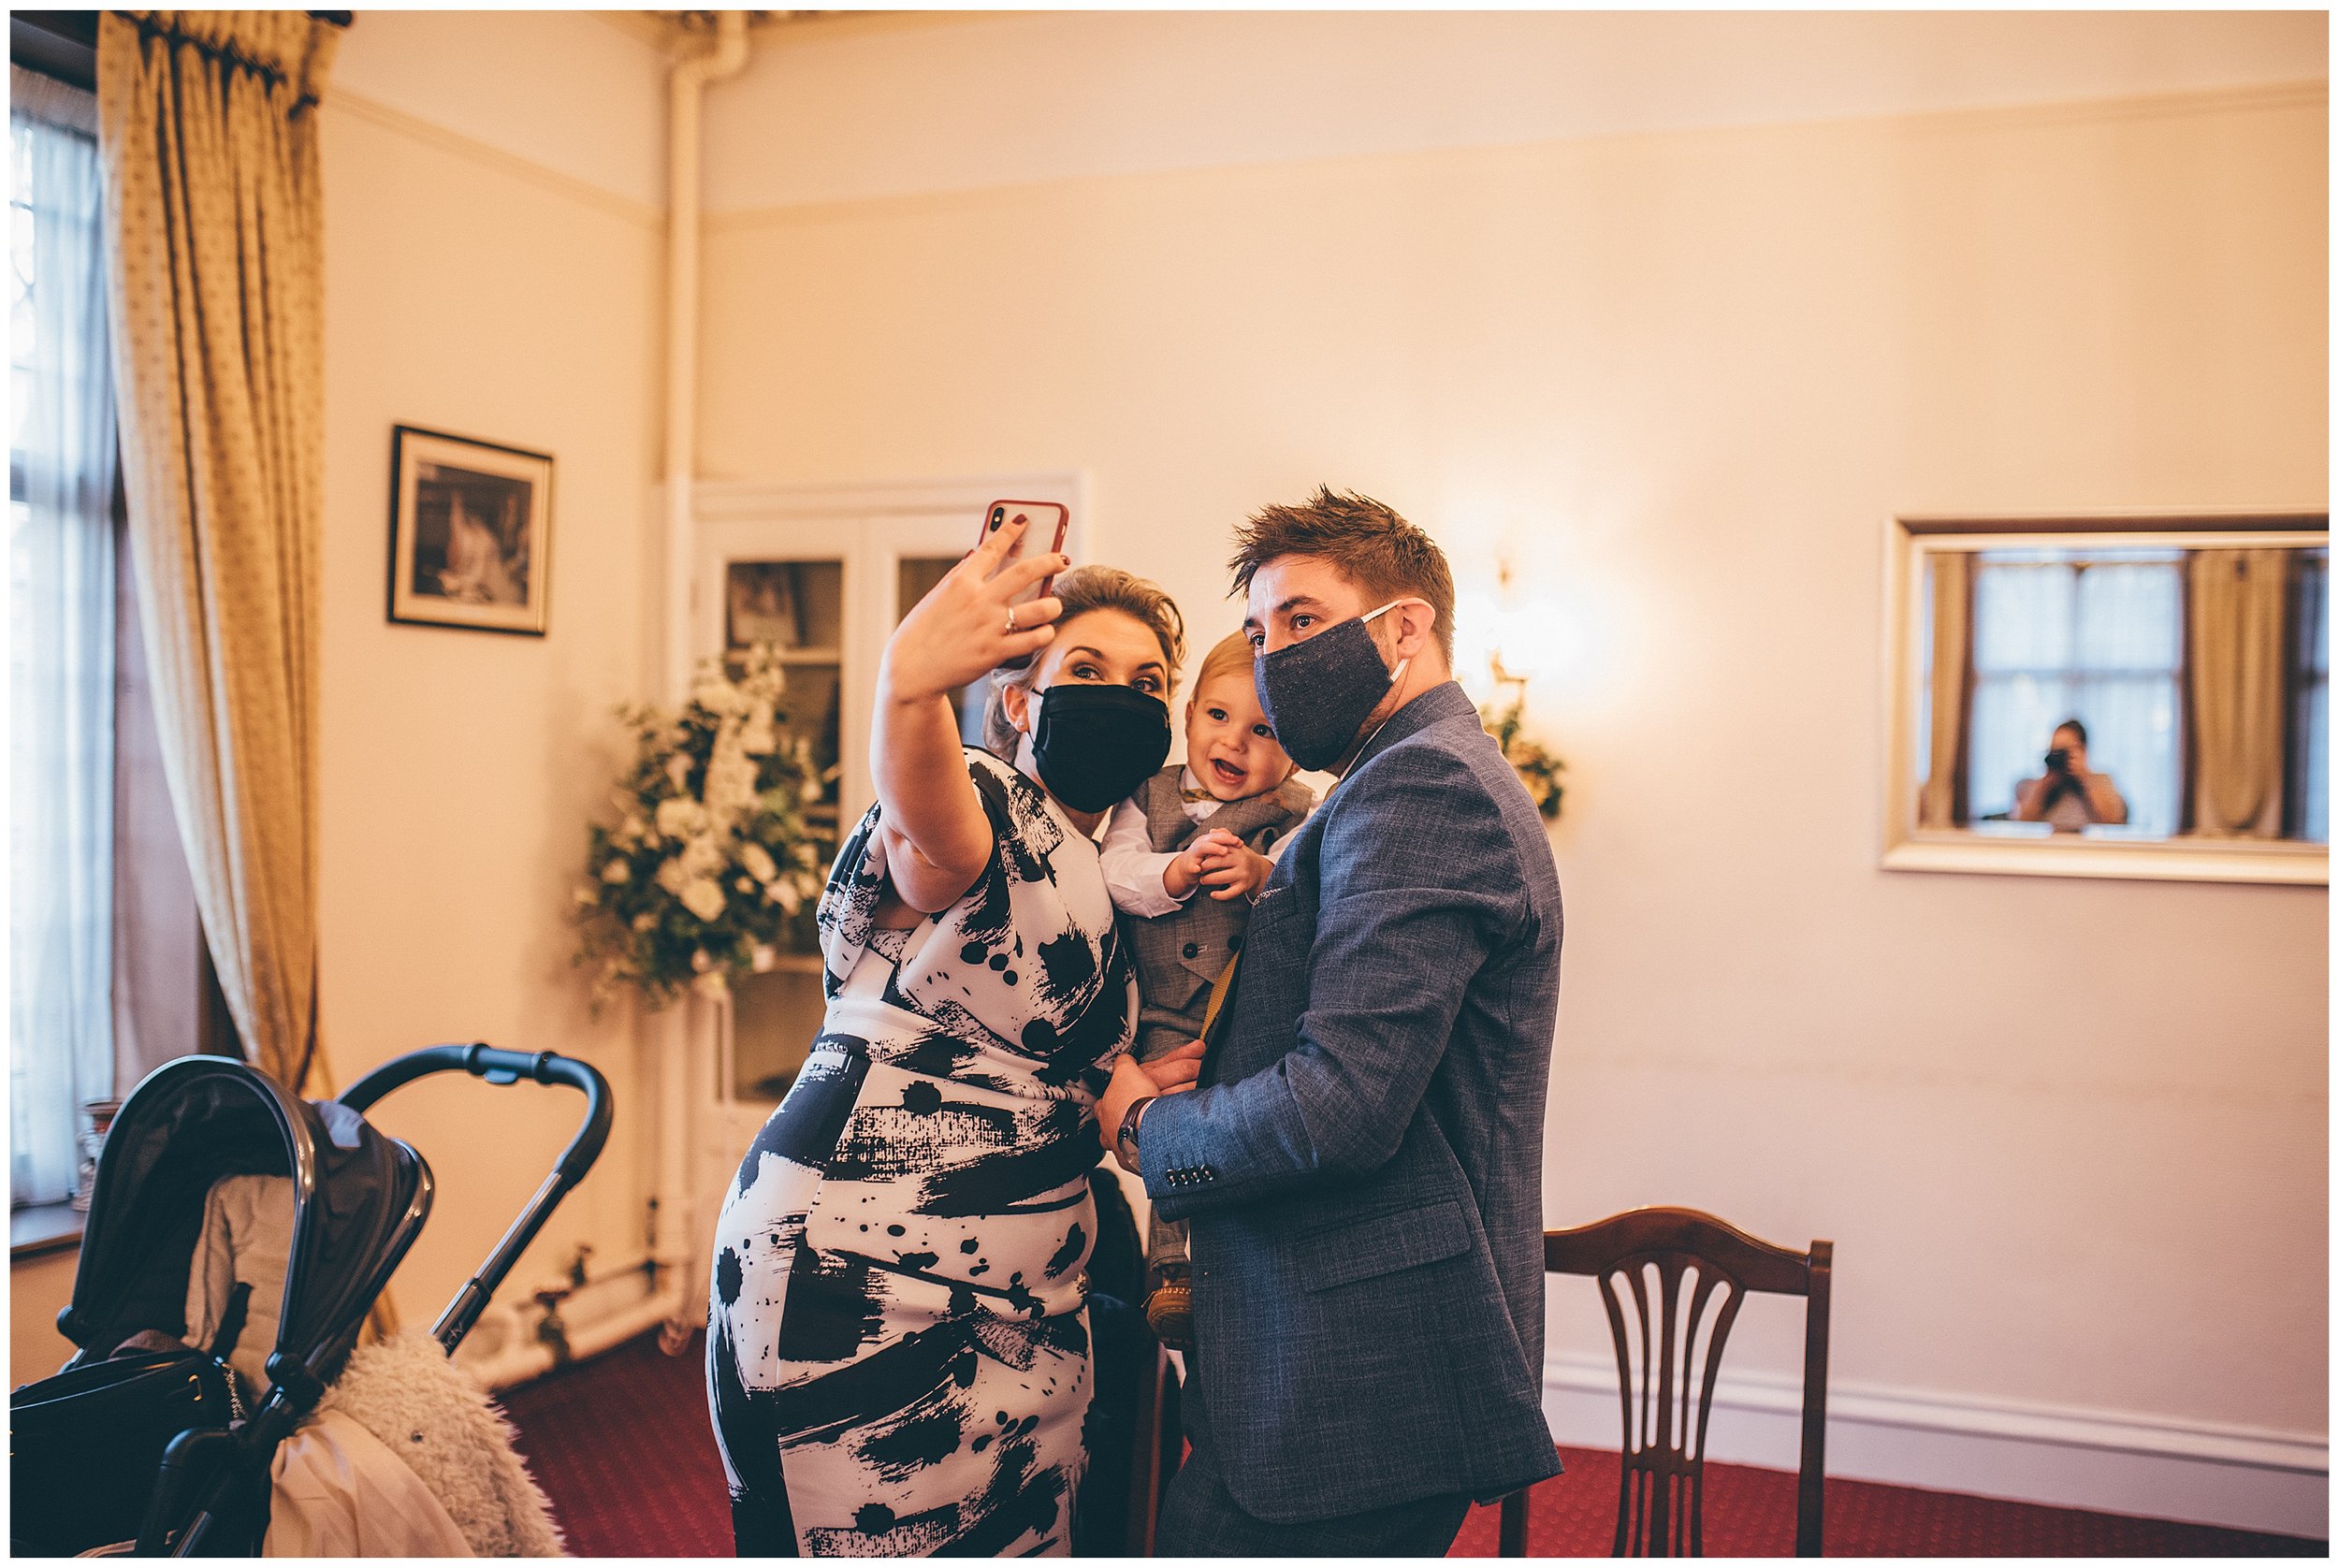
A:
1125,764,1314,1054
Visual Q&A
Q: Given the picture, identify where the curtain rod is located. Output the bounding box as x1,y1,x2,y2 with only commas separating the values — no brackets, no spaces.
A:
9,12,351,97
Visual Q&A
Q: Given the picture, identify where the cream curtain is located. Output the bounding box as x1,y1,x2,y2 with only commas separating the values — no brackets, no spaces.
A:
1917,551,1973,830
95,11,341,1093
2186,549,2290,838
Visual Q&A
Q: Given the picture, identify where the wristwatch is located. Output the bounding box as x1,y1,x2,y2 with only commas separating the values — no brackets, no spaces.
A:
1114,1095,1155,1175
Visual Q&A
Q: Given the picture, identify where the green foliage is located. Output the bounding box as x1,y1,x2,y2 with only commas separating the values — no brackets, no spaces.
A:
1481,694,1566,820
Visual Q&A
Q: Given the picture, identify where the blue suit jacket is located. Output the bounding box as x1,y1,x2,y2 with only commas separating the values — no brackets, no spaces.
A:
1140,680,1564,1522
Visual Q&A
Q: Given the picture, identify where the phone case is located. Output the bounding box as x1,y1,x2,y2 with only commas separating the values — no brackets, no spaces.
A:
979,501,1069,608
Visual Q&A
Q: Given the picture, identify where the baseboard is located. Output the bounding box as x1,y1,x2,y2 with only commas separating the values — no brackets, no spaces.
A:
1542,1352,2328,1541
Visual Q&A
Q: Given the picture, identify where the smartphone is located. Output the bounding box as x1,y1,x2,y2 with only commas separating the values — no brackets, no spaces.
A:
980,500,1069,671
978,500,1069,610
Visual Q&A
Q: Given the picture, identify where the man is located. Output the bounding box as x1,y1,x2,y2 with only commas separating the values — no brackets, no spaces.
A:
1097,486,1564,1554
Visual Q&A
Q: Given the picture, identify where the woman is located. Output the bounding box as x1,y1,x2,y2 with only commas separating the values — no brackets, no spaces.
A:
707,519,1186,1557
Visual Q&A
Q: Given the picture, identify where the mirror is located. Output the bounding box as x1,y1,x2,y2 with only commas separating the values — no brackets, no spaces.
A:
1884,514,2328,884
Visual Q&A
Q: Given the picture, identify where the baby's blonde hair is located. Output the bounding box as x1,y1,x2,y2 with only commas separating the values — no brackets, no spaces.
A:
1188,631,1258,704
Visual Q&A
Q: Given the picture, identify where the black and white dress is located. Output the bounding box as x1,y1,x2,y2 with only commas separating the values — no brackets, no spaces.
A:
707,748,1136,1556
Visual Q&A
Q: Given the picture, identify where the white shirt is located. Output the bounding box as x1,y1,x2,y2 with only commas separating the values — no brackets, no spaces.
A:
1098,765,1297,918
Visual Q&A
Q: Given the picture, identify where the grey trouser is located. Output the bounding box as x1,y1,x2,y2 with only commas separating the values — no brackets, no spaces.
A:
1156,1376,1474,1557
1135,1021,1196,1279
1160,1422,1469,1553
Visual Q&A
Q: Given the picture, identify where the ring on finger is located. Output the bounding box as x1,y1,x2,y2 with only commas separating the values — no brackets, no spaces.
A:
1005,604,1020,634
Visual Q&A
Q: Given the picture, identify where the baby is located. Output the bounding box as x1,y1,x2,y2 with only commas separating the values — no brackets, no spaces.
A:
1097,631,1316,1349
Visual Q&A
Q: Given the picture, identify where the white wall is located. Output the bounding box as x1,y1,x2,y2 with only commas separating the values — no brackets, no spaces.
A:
693,10,2328,1534
312,12,669,1346
11,10,674,1383
704,9,2324,211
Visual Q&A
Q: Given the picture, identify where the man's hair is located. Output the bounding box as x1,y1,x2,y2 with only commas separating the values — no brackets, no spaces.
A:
982,565,1186,755
1190,630,1257,700
2056,718,2089,748
1229,486,1456,664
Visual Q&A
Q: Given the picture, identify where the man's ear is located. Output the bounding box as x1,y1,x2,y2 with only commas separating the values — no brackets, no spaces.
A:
1389,600,1436,661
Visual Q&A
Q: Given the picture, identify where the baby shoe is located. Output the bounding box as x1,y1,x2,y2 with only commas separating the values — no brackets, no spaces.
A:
1143,1269,1194,1352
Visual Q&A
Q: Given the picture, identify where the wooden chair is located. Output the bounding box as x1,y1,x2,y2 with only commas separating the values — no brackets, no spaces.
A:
1125,1341,1176,1554
1499,1207,1833,1558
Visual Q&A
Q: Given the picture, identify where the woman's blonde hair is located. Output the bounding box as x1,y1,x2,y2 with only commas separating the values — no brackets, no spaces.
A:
982,565,1186,755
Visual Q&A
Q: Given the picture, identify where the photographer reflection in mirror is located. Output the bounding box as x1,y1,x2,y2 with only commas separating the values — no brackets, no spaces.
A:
2011,719,2128,832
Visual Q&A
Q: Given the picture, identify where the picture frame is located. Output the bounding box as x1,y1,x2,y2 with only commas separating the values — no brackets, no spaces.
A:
386,425,554,636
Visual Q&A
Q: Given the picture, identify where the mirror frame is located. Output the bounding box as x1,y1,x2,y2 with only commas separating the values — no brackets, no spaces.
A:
1881,510,2329,886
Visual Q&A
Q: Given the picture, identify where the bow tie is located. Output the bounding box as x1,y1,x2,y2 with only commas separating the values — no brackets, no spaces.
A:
1181,787,1223,804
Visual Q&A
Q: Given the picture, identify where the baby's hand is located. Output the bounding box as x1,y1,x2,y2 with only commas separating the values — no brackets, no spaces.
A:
1166,829,1243,900
1198,842,1274,903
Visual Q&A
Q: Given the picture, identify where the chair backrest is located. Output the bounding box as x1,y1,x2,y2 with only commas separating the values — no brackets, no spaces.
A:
1543,1207,1832,1557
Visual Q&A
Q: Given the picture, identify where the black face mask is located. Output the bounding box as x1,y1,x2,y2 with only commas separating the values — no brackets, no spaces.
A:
1024,683,1172,813
1253,599,1417,772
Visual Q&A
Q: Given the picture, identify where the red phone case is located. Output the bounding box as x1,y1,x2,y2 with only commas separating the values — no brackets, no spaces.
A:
979,500,1069,605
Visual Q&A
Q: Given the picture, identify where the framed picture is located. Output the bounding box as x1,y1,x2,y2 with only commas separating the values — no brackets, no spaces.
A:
386,425,554,635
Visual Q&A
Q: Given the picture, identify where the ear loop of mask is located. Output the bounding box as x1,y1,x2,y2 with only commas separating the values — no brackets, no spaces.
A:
1337,598,1425,772
1010,680,1041,775
1362,598,1424,690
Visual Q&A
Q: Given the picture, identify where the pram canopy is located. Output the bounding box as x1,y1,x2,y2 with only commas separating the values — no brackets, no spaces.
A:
60,1056,429,1401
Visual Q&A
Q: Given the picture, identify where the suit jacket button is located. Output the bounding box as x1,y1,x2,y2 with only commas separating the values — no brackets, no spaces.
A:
1228,936,1240,951
1182,941,1200,959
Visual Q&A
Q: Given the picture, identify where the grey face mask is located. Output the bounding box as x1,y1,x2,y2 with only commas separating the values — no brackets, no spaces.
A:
1252,600,1418,772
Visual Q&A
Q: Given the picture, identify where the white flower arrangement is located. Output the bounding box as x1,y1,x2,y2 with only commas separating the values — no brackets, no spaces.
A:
573,645,829,1009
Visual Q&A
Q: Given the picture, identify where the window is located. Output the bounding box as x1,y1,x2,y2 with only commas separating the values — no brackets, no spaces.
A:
1966,549,2185,837
11,74,117,1209
2290,550,2329,844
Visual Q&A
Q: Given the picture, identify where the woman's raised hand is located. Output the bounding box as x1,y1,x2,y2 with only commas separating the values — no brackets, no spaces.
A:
881,516,1068,703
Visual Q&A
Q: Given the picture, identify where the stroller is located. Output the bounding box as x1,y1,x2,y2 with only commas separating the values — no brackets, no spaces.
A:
10,1044,610,1557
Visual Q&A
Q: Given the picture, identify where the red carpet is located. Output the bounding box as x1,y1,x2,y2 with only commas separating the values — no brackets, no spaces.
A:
497,1331,2322,1557
498,1329,733,1558
1445,1452,2322,1558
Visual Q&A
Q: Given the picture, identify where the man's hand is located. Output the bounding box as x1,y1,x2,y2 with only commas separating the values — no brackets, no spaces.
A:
1097,1042,1207,1154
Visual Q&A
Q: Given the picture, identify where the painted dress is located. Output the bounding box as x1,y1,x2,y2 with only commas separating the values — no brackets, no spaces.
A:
707,748,1137,1556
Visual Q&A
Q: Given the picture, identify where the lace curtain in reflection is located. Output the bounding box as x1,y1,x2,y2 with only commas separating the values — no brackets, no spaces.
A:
1967,553,2184,836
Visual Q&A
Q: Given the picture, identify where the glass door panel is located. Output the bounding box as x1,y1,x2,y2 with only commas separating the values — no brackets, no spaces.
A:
898,555,993,748
726,556,843,1103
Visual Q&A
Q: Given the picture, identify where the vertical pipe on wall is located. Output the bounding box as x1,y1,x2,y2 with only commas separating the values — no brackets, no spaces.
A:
664,9,749,698
653,10,750,1328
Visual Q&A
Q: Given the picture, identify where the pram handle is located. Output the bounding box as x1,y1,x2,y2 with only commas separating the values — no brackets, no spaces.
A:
341,1044,609,1184
338,1044,613,1353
